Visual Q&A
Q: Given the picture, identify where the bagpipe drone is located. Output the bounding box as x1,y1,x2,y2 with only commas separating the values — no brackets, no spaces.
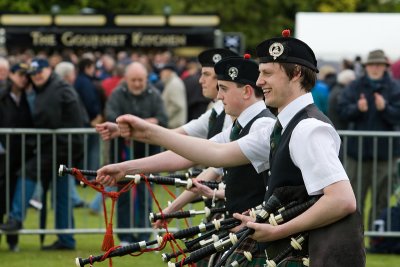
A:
63,165,319,267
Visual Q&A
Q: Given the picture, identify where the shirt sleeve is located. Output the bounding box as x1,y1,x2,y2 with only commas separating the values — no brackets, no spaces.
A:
182,109,212,138
290,118,348,195
237,117,275,173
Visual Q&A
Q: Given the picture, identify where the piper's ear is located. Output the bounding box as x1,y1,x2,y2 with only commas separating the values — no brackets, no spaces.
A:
292,65,302,80
242,84,253,99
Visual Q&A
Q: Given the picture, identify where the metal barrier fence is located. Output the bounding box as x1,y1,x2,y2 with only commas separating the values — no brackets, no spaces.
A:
0,128,399,239
0,128,182,239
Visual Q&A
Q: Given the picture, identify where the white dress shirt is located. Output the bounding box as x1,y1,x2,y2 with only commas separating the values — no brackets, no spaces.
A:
238,93,348,195
212,101,276,174
182,100,232,138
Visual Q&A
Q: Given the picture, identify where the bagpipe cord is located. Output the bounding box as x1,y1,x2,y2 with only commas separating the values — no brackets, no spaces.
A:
71,169,193,267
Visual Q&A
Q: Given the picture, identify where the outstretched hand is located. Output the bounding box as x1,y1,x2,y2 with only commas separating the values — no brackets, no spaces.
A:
95,122,120,141
116,114,153,142
96,163,126,186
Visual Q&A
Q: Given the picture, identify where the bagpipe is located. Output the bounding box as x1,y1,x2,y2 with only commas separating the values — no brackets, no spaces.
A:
65,165,319,267
75,217,241,267
59,164,224,190
59,164,202,180
61,164,227,266
165,186,319,267
149,206,228,222
212,185,317,267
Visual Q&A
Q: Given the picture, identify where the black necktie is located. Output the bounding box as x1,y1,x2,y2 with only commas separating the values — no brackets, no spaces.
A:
270,120,282,152
230,120,242,141
208,108,217,132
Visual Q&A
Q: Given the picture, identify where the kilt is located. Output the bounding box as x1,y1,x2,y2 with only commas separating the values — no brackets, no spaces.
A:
223,237,266,267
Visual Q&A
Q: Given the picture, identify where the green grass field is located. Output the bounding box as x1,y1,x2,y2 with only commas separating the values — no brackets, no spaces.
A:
0,186,399,266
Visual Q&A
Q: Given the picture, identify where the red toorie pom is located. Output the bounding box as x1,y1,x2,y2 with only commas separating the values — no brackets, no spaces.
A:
282,29,291,37
243,53,251,59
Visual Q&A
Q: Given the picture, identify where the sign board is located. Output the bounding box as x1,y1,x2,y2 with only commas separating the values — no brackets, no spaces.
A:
0,14,219,51
4,27,215,50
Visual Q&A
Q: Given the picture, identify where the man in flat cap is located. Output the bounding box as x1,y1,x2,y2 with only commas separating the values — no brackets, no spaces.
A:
337,49,400,232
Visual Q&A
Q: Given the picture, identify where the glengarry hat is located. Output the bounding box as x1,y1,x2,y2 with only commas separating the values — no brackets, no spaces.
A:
214,54,261,90
256,29,319,73
198,48,239,67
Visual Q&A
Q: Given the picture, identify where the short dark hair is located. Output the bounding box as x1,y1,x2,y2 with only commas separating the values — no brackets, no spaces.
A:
280,63,316,92
78,58,94,73
235,83,264,98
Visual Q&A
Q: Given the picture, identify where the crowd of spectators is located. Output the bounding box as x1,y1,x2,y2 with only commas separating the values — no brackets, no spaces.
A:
0,47,399,252
0,48,211,251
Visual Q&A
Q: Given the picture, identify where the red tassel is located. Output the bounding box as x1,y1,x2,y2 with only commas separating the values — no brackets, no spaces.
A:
102,223,115,251
282,29,291,37
243,53,251,59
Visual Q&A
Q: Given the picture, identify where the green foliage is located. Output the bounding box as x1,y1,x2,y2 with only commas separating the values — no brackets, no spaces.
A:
318,0,358,12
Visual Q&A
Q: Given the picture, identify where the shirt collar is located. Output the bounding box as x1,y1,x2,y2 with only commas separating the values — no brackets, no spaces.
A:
277,93,314,131
237,100,266,127
213,100,225,115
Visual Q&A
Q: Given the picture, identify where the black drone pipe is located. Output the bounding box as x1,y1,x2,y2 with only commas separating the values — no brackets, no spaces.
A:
265,233,308,267
214,188,288,267
75,238,159,267
184,228,222,250
214,193,318,267
59,165,223,190
75,217,240,266
167,233,240,267
162,229,231,262
149,206,227,222
163,168,203,179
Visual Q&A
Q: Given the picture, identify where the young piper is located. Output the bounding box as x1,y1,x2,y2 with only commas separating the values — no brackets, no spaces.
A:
94,49,238,227
103,30,365,267
160,54,275,225
233,30,365,267
98,55,276,266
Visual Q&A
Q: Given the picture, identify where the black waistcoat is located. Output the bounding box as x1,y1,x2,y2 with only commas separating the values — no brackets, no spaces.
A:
265,104,332,201
207,110,226,139
224,108,274,214
263,104,365,266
